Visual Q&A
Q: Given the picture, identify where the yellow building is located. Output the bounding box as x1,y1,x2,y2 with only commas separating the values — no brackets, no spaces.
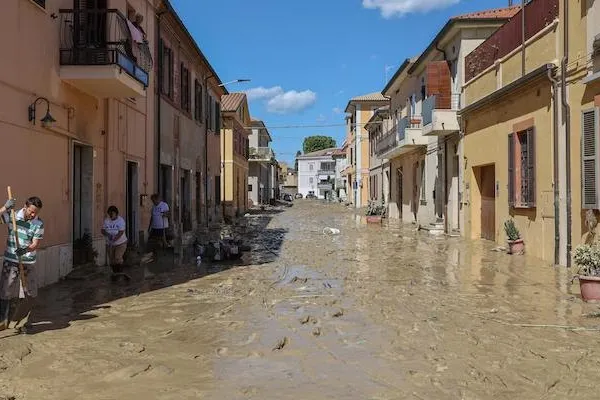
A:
461,0,600,265
343,93,389,208
220,93,251,218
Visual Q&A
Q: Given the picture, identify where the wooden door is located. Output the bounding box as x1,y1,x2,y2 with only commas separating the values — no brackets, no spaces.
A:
480,165,496,241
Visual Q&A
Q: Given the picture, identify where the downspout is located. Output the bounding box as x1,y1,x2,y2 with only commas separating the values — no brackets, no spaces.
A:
521,0,526,77
548,68,560,265
562,0,571,267
156,11,165,195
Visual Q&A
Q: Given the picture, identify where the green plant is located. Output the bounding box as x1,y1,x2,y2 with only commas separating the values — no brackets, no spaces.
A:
573,244,600,277
365,200,386,216
504,219,521,241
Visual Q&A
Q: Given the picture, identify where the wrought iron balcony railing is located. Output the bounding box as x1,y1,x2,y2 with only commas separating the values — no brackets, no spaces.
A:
249,147,274,160
59,9,152,87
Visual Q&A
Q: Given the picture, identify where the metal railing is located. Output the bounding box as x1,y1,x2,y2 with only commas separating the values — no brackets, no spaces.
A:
59,9,152,87
317,169,336,175
249,146,274,161
375,124,398,156
422,94,461,126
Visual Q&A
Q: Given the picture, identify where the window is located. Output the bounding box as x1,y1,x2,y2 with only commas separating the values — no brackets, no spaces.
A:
194,79,203,122
180,63,191,112
582,109,600,209
309,177,314,184
215,101,221,134
159,39,173,98
309,163,314,171
32,0,45,8
420,160,426,201
508,127,536,208
248,184,253,192
215,176,221,205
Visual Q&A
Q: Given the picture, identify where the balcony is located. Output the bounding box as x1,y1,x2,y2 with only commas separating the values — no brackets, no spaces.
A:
422,94,461,136
376,117,427,159
249,147,274,162
317,182,333,190
59,9,152,98
318,169,336,176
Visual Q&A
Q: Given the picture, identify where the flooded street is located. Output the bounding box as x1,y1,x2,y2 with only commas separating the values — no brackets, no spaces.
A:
1,201,599,399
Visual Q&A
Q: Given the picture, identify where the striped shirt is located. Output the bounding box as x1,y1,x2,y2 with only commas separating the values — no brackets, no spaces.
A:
1,208,44,264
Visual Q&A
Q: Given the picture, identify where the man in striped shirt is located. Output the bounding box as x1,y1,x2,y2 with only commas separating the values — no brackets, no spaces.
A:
0,196,44,332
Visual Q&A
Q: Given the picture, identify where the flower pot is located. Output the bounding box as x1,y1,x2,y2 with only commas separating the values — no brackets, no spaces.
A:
507,239,524,255
366,216,382,224
578,275,600,302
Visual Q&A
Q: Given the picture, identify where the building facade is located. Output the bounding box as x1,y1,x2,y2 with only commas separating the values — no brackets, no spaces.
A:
367,106,391,205
220,93,250,218
296,148,338,199
0,0,157,284
343,93,389,208
248,119,276,205
157,1,225,243
378,6,517,232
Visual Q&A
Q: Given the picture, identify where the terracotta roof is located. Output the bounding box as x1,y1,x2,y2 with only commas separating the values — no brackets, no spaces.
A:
349,92,388,102
332,148,346,157
453,5,520,20
297,147,339,159
221,93,246,113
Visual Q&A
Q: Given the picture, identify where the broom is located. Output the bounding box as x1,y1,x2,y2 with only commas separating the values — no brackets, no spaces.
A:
6,186,31,329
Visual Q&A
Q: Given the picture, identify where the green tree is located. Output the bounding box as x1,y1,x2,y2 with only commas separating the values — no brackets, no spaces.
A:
294,150,302,171
302,136,337,154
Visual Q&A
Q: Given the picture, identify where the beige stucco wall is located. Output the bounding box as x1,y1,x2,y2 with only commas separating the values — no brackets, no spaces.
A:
463,80,555,262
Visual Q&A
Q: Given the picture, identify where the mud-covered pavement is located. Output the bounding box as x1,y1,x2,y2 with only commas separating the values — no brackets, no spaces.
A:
1,201,600,399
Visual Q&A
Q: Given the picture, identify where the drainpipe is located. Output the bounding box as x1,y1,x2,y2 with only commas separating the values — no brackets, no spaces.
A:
548,68,561,265
156,11,165,195
521,0,526,77
562,0,571,267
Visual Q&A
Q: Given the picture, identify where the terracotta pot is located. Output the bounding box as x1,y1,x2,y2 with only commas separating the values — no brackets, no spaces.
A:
507,239,525,255
366,215,382,224
579,275,600,302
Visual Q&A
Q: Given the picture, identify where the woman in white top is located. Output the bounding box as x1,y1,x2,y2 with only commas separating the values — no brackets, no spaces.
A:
101,206,128,275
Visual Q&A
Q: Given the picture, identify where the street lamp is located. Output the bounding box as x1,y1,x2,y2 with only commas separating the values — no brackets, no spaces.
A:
202,76,251,227
218,79,251,87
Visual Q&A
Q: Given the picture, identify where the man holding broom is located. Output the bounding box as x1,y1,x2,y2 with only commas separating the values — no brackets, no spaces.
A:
0,195,44,332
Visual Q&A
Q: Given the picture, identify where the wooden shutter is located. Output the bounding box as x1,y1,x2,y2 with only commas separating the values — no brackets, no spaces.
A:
526,128,536,207
582,109,600,209
158,39,164,94
508,133,515,208
180,63,184,107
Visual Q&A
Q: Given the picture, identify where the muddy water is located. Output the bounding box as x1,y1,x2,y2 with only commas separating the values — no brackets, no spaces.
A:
0,201,599,399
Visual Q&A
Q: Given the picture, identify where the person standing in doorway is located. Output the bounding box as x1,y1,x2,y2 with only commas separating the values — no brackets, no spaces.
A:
101,206,128,281
0,196,44,333
149,194,170,249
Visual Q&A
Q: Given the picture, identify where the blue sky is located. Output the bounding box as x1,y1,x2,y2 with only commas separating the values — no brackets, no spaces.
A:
172,0,511,164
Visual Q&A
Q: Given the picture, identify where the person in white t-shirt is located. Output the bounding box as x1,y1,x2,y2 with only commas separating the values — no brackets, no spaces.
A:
101,206,128,276
149,194,170,246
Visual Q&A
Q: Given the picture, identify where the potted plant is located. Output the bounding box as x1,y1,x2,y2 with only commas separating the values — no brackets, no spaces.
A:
365,200,385,224
504,219,524,254
573,244,600,302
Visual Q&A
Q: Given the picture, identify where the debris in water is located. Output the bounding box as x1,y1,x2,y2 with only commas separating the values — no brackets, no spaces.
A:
323,227,340,235
489,308,499,314
272,336,288,351
323,282,332,289
492,246,507,252
312,327,321,337
300,315,311,325
332,309,344,318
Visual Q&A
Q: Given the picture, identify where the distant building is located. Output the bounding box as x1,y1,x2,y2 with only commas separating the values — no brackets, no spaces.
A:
297,148,338,199
248,119,277,205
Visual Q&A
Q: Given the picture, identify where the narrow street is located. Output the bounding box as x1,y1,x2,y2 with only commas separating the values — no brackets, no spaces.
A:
0,201,599,399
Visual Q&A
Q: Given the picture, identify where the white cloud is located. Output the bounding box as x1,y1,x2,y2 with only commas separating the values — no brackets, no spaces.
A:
266,90,317,114
362,0,459,18
332,107,343,114
316,114,327,123
244,86,284,101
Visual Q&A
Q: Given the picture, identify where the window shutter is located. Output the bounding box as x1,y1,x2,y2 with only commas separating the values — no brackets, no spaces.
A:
158,39,164,93
508,133,515,208
216,102,221,134
526,127,536,207
582,109,599,209
180,63,184,107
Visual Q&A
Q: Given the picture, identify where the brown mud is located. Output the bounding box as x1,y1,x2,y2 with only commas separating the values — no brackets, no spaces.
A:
0,201,598,399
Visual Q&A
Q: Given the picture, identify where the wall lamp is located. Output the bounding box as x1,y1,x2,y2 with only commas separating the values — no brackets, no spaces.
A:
28,97,56,126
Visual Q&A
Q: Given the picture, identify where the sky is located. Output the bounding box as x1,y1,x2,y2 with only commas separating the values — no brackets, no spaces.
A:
171,0,512,164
